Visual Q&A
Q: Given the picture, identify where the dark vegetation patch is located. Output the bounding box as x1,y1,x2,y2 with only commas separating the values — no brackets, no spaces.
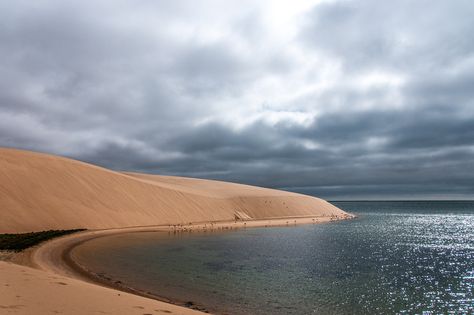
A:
0,229,85,251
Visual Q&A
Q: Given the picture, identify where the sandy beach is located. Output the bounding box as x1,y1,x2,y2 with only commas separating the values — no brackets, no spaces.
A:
1,216,354,315
0,148,353,314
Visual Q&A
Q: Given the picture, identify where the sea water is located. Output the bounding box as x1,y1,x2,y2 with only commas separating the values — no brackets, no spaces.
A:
72,201,474,314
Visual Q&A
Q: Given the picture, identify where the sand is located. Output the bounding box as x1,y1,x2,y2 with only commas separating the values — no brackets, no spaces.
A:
1,217,352,315
0,260,204,315
0,147,353,314
0,147,348,233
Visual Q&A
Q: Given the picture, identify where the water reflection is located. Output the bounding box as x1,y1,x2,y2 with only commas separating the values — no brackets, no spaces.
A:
74,201,474,314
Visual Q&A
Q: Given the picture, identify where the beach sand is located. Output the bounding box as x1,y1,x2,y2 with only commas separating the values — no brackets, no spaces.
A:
1,216,354,315
0,148,354,314
0,260,204,315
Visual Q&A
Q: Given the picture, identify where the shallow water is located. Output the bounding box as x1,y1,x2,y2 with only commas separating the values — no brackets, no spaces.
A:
73,201,474,314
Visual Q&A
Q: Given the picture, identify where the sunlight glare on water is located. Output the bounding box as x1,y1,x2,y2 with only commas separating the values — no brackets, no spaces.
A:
73,201,474,315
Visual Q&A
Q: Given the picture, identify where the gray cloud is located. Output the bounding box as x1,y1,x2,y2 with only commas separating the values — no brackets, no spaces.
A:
0,0,473,200
302,0,474,72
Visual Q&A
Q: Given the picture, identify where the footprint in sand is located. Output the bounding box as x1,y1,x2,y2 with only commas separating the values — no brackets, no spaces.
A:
155,310,172,314
133,306,145,309
55,282,68,285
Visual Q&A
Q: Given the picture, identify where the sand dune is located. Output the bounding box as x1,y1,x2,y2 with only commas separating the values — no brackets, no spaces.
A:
0,147,352,315
0,148,347,233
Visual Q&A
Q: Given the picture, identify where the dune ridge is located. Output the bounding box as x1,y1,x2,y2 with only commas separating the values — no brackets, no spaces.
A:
0,148,348,233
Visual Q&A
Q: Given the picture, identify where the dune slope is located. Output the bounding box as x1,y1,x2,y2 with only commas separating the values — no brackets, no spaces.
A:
0,148,347,233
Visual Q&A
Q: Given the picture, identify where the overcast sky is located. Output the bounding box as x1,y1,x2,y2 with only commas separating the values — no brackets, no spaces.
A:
1,0,473,200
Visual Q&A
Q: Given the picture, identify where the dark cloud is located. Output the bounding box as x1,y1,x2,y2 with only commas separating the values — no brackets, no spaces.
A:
0,0,473,199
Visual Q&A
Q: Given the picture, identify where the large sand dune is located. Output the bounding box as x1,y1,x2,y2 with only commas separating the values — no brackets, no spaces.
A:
0,148,347,233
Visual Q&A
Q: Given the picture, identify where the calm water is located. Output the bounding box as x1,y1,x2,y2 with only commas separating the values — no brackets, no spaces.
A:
73,201,474,314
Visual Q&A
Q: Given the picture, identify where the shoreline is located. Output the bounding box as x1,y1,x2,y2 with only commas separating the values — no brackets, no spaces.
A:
5,214,355,314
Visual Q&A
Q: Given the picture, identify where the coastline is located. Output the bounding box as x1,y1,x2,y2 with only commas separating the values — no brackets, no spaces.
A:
3,215,354,315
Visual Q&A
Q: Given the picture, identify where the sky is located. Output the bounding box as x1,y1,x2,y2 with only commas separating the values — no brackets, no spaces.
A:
1,0,473,200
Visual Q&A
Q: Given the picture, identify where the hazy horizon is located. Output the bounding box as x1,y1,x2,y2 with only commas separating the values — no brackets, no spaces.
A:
1,0,473,200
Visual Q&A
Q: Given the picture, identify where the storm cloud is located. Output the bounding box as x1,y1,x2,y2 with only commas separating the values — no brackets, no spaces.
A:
1,0,473,199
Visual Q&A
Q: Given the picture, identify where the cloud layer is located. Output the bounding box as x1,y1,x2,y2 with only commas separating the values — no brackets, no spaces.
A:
1,0,473,199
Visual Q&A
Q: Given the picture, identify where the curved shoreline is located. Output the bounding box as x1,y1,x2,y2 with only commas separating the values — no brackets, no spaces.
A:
65,235,213,312
15,215,354,314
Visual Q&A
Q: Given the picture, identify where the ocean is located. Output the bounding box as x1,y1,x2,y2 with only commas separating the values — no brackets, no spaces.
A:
72,201,474,314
